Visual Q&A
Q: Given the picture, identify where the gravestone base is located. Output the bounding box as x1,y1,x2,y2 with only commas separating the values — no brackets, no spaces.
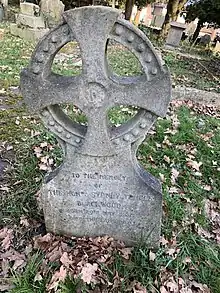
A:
16,14,45,29
41,147,162,247
10,23,49,42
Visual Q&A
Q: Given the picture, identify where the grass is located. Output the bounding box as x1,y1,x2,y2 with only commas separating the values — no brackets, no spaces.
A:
163,52,220,93
0,23,220,292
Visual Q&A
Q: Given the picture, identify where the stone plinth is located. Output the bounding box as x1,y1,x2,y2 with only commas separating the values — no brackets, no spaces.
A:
20,6,171,246
16,14,45,29
165,21,186,50
20,2,40,16
10,23,49,42
10,2,48,42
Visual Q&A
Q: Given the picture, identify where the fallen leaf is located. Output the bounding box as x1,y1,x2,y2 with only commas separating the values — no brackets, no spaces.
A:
169,187,178,194
60,252,72,268
39,163,48,171
149,250,156,261
34,272,43,282
12,259,25,270
164,155,171,164
186,160,202,171
167,248,176,256
133,281,147,293
119,247,133,260
40,142,48,148
171,168,179,185
160,286,168,293
166,280,178,292
203,185,212,191
80,263,98,284
48,265,67,290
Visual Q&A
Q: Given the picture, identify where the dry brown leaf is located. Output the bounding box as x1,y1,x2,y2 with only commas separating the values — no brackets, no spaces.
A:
33,146,42,154
171,168,179,185
80,263,98,284
169,187,178,194
20,216,29,227
166,280,178,292
159,173,165,183
39,163,48,171
164,155,171,164
1,229,13,250
133,281,147,293
48,265,67,290
160,286,168,293
186,160,202,171
203,185,212,191
119,247,133,260
166,248,176,256
149,250,156,261
40,142,48,148
160,236,169,246
0,228,8,240
34,233,53,250
60,252,72,268
12,259,26,270
34,272,43,282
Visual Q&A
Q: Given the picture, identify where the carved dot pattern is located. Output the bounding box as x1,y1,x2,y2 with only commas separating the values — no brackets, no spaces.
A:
32,20,162,147
127,35,134,43
137,44,145,52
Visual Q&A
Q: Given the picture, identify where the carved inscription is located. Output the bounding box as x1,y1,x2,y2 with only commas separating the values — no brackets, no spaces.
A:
46,169,155,241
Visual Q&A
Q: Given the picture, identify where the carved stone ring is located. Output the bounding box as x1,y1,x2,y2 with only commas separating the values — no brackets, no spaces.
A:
21,6,171,156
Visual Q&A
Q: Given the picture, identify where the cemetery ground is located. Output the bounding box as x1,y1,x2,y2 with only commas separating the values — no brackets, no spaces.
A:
0,24,220,293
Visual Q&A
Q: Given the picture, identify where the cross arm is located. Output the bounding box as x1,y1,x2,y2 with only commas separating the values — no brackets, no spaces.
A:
20,70,84,112
109,70,171,118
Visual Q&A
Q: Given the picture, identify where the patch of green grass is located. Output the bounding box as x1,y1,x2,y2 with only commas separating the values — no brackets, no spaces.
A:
0,101,63,225
0,26,34,88
107,43,143,76
164,53,220,92
11,253,48,293
102,232,220,293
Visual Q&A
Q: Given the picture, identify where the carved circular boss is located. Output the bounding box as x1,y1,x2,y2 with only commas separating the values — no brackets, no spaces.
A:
20,6,171,156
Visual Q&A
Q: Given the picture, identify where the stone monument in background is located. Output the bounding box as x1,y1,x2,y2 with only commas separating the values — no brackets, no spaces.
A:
20,6,171,246
165,21,186,50
10,0,64,42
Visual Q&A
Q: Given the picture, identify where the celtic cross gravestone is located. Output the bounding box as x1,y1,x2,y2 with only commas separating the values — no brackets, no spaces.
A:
21,6,171,246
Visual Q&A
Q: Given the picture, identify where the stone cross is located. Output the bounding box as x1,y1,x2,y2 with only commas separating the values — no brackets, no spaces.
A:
21,6,171,246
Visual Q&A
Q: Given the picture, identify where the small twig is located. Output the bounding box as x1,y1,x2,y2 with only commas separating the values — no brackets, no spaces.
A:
196,59,219,81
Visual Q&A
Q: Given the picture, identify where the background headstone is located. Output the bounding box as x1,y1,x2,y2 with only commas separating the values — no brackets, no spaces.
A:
40,0,64,28
0,0,8,19
10,1,49,42
20,6,171,246
165,21,186,50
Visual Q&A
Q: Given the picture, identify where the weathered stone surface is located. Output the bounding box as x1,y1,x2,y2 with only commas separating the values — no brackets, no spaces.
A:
165,21,186,50
16,13,45,29
20,2,40,17
10,23,49,42
40,0,64,27
20,6,171,246
172,86,220,108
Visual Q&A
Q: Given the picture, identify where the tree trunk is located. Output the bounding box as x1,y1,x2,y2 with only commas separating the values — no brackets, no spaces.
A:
191,19,203,43
160,0,187,37
125,0,134,21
